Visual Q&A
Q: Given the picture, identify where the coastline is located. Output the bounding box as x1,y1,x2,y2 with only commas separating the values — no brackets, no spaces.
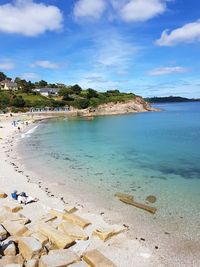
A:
0,114,164,266
1,113,199,266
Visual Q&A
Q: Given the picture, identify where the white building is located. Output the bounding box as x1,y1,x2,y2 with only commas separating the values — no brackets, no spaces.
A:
33,88,60,97
0,80,18,91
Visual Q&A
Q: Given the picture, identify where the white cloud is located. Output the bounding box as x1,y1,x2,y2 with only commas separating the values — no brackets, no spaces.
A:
0,60,15,70
32,60,59,69
74,0,106,19
119,0,167,22
20,72,39,80
95,34,138,69
156,20,200,46
0,0,63,36
149,66,188,76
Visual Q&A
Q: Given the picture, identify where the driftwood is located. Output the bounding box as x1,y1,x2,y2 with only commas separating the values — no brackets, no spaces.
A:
115,193,157,214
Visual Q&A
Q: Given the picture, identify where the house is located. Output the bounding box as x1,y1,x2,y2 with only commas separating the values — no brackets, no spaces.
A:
33,88,60,97
0,80,18,91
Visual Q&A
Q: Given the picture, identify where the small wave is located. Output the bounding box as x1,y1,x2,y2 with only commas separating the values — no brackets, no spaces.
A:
21,125,39,139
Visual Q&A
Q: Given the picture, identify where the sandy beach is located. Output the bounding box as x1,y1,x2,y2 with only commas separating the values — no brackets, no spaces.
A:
0,113,199,266
0,113,165,266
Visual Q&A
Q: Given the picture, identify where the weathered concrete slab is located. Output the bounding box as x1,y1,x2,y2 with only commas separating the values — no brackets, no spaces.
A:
83,249,116,267
63,213,91,229
0,209,29,224
0,255,24,266
18,237,43,260
58,221,88,241
0,192,8,198
64,206,78,214
2,221,28,236
93,228,125,241
32,232,49,246
26,259,39,267
0,224,8,240
38,223,75,249
39,249,79,267
40,214,56,223
3,241,16,256
3,203,23,213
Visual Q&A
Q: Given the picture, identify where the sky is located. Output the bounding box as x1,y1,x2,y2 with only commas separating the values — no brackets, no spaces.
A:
0,0,200,98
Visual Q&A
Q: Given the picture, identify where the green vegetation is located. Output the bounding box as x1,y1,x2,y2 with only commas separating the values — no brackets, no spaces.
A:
145,96,200,103
0,71,136,112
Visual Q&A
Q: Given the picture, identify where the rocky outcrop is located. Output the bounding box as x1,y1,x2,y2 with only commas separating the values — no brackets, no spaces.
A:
77,96,158,117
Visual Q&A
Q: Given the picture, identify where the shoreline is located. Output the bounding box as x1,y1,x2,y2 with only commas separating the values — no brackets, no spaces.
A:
0,114,164,266
1,113,199,266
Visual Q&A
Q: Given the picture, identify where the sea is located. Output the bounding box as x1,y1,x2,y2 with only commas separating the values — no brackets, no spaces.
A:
18,102,200,246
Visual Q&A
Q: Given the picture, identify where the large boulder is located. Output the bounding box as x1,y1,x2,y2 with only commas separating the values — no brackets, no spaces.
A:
63,213,91,229
0,255,24,266
39,249,79,267
0,224,8,240
2,221,28,236
38,223,75,249
58,221,88,241
2,241,16,256
83,249,116,267
18,237,43,260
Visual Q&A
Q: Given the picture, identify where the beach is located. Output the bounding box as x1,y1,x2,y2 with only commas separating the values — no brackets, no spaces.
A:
0,113,165,266
0,112,199,266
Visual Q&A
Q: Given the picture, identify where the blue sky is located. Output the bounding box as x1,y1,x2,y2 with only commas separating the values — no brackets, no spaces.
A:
0,0,200,97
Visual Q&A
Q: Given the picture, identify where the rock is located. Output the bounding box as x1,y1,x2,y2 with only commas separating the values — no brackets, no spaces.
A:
0,210,30,225
0,224,8,240
83,249,116,267
3,241,16,256
64,206,78,214
2,221,28,236
4,264,23,267
58,221,88,241
39,249,79,267
0,192,8,198
92,227,125,242
3,203,23,213
49,210,64,219
38,223,75,249
18,237,43,260
0,255,24,266
2,221,28,237
31,233,48,246
40,214,56,223
68,262,88,267
146,195,157,203
26,259,39,267
63,213,91,229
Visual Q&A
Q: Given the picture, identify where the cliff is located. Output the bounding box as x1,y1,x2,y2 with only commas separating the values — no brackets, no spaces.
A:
77,96,158,117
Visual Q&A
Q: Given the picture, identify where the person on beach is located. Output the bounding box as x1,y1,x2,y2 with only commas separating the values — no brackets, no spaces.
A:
18,192,38,205
11,190,18,200
18,126,20,132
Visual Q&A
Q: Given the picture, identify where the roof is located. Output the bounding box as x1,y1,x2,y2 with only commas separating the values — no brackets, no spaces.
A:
1,80,18,87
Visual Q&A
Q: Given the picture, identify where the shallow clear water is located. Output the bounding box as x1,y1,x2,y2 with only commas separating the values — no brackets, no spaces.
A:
19,102,200,241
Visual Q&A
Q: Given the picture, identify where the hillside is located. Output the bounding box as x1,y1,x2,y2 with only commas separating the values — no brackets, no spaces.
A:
145,96,200,103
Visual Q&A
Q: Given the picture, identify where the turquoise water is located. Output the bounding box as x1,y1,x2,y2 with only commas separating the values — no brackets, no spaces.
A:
19,102,200,241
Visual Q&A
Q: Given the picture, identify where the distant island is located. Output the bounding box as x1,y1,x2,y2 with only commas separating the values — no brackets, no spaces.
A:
0,71,155,115
145,96,200,103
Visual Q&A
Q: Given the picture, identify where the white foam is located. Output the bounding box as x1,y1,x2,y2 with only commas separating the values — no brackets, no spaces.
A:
21,125,39,138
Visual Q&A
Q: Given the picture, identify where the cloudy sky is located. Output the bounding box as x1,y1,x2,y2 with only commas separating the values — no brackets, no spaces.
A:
0,0,200,97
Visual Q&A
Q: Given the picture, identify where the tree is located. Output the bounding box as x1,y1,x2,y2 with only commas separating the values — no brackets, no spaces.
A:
86,88,98,99
11,96,26,107
14,78,34,93
37,80,48,87
0,72,7,82
71,84,82,95
59,87,73,96
73,98,89,109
